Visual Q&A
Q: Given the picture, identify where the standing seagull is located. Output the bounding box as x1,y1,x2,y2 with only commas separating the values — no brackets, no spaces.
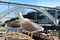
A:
15,11,44,38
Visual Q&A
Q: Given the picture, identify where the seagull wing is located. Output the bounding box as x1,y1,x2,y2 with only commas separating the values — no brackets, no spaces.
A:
20,21,44,32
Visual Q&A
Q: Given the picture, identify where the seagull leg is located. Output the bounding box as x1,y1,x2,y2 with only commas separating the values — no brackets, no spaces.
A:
26,31,31,39
16,28,19,33
31,32,33,39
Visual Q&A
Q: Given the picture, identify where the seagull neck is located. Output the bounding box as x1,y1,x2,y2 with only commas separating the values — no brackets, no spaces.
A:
19,14,24,19
19,15,24,21
19,18,24,22
16,12,25,22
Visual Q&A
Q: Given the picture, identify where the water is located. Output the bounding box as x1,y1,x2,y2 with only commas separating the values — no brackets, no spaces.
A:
4,27,23,32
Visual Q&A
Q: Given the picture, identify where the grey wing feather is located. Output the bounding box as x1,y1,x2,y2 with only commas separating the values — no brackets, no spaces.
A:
20,21,44,32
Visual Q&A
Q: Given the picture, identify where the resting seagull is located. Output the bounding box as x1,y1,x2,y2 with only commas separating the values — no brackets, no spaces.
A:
15,11,44,38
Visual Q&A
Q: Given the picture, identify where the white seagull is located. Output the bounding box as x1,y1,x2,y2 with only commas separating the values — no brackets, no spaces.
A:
15,11,44,38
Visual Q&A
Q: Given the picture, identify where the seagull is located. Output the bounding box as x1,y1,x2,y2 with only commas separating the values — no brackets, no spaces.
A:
15,11,44,38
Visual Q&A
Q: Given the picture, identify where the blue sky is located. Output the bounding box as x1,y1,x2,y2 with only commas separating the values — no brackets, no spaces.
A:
0,0,59,7
0,0,59,22
0,0,59,13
